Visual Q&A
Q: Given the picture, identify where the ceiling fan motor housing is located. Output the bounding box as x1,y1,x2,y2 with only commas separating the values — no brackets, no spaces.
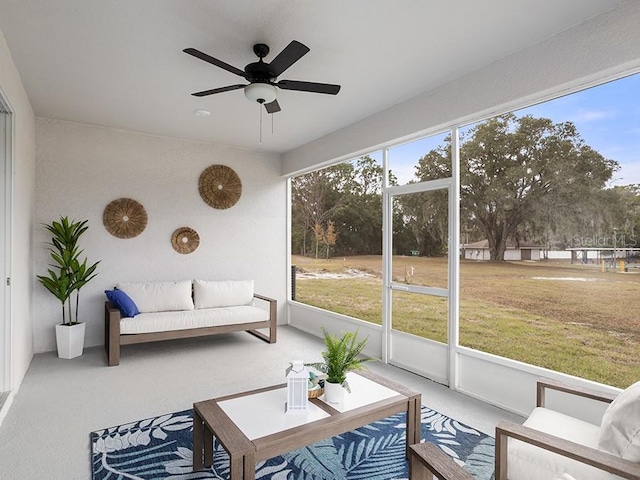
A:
244,45,277,104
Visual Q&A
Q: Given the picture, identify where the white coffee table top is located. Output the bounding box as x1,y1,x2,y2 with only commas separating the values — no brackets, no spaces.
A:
218,371,400,440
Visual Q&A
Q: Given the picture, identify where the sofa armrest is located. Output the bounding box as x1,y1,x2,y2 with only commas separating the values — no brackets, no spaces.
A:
495,420,640,480
249,293,277,343
104,301,121,366
536,378,617,408
409,442,475,480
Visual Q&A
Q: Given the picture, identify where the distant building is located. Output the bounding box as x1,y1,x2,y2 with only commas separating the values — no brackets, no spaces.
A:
462,239,542,261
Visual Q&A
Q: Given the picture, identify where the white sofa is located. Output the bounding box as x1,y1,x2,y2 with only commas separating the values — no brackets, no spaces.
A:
104,279,276,366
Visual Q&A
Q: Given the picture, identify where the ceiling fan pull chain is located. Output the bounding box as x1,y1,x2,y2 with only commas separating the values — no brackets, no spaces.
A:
271,112,274,135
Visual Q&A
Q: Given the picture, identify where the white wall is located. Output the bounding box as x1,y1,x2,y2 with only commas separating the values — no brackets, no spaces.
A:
35,119,286,353
0,29,36,392
282,1,640,175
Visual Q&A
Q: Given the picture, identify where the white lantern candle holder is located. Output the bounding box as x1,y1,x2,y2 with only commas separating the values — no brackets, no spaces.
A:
285,361,309,413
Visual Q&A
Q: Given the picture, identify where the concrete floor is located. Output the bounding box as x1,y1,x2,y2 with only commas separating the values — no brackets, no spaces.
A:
0,326,523,480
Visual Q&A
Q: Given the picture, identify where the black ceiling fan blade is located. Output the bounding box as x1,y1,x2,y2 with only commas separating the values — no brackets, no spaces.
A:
183,48,247,78
276,80,341,95
191,84,246,97
268,41,310,77
264,99,281,114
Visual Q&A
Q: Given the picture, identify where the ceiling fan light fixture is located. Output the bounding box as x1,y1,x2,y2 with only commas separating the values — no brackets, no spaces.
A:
244,83,277,104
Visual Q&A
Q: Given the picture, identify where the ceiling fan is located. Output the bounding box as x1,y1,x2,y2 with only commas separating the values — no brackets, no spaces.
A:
183,40,341,113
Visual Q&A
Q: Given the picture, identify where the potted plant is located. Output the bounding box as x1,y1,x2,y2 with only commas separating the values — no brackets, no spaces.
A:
306,328,371,404
37,216,100,359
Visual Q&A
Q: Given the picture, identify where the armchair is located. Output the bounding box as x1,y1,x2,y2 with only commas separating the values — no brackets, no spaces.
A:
409,379,640,480
496,378,640,480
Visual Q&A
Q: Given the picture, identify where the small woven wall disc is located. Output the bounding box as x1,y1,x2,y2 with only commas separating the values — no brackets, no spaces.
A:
171,227,200,254
103,198,148,239
198,164,242,209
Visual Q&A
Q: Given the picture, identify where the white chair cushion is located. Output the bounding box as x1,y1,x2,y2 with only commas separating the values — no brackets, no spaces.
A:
598,380,640,462
116,281,194,313
119,305,268,334
508,407,608,480
193,279,254,308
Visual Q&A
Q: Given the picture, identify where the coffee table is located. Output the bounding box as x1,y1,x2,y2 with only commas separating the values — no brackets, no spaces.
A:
192,369,422,479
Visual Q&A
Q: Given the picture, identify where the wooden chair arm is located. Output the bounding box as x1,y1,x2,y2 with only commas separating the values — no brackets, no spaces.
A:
495,421,640,480
409,442,475,480
253,293,276,303
537,378,617,407
250,293,277,344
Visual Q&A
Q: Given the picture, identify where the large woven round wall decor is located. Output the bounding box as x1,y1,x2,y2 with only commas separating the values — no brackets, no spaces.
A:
103,198,148,239
198,164,242,209
171,227,200,254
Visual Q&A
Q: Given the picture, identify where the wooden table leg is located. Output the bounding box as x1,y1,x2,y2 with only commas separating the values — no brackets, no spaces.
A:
193,410,204,471
229,453,243,480
243,452,255,480
406,394,422,457
413,394,422,444
204,431,213,468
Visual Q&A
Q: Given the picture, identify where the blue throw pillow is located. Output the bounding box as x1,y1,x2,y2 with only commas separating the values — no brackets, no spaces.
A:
105,289,140,317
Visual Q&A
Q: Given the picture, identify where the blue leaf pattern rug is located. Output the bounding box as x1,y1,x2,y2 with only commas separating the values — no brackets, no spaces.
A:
91,406,495,480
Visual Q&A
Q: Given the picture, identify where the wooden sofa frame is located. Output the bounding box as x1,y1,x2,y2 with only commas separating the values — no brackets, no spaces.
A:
105,293,277,366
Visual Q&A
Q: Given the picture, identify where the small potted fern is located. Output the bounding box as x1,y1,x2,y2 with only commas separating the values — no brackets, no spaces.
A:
306,328,371,404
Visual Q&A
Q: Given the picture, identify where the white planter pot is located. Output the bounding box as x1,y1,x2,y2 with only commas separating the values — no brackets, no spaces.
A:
55,322,86,359
323,381,345,405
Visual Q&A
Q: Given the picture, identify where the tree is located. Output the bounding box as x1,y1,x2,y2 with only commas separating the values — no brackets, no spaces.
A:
415,114,618,260
291,164,352,256
292,156,385,257
332,156,384,255
325,220,338,258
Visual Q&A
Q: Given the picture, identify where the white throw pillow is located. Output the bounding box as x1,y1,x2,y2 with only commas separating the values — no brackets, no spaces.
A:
193,279,254,308
116,281,194,313
598,380,640,462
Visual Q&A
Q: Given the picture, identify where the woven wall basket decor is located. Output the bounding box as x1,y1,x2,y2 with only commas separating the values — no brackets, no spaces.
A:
198,164,242,209
103,198,148,239
171,227,200,254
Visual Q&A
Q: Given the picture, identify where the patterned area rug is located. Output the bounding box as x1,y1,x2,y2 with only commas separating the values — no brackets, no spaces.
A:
91,406,495,480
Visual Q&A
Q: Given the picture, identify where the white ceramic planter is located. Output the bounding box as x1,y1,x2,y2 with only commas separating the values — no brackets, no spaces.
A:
323,381,345,405
55,322,86,359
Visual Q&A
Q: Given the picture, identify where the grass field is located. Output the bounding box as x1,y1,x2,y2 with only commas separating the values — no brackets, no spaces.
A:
292,254,640,389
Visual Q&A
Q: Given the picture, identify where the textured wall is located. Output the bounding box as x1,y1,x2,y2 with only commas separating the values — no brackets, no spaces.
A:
35,118,285,353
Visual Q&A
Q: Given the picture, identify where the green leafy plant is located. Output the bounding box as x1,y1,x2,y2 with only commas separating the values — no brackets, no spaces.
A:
306,328,371,392
37,216,100,325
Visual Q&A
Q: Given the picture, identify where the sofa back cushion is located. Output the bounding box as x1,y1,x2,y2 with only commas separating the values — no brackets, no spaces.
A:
116,281,194,313
193,279,254,308
598,380,640,462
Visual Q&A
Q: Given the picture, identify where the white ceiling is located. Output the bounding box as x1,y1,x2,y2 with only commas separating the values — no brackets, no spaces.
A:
0,0,622,154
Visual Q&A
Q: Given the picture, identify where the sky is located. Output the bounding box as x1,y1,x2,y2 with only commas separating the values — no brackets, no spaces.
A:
377,72,640,186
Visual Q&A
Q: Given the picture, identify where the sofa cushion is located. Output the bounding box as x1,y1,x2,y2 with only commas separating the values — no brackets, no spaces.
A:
598,380,640,462
116,281,194,313
119,306,268,334
105,289,140,318
193,279,254,308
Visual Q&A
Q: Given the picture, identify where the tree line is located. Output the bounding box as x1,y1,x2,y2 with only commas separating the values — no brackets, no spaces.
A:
291,113,640,261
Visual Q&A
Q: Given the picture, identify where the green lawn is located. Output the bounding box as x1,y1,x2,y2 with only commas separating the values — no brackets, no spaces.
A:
293,255,640,388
